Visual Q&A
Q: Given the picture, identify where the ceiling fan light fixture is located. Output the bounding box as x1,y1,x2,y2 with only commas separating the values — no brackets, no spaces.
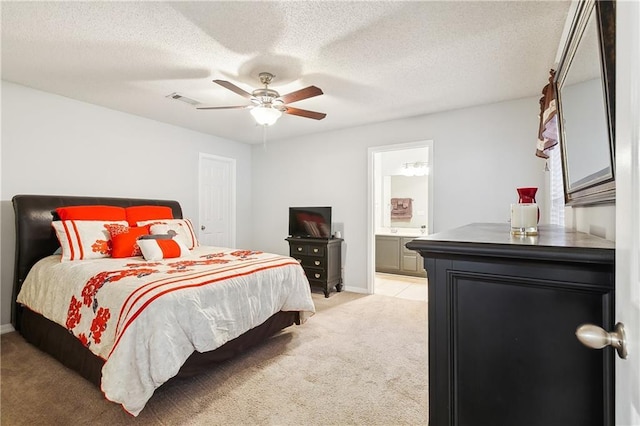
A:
206,73,326,124
250,105,282,126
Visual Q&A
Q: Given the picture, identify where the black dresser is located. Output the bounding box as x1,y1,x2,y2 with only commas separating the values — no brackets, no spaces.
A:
406,223,615,426
286,237,343,297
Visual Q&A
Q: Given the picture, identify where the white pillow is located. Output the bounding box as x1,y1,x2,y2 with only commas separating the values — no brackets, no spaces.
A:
137,238,190,261
52,220,128,261
136,219,199,249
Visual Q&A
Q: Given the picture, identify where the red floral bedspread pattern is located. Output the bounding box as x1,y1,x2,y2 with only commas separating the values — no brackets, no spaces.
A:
63,249,287,357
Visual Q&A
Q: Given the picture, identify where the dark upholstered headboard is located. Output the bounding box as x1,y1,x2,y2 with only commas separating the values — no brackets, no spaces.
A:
11,194,183,329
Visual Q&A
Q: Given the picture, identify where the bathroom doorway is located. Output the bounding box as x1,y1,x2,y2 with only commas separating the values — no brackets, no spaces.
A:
367,141,433,297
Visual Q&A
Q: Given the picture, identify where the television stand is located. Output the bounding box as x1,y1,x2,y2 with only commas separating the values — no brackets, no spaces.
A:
286,237,343,297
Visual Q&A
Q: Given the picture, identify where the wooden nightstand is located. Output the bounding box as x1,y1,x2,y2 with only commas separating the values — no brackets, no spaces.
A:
286,237,343,297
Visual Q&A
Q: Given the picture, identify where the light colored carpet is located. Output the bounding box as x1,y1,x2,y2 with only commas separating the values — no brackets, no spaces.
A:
1,291,428,425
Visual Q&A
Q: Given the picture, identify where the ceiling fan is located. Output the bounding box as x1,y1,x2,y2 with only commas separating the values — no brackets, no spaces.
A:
197,72,326,126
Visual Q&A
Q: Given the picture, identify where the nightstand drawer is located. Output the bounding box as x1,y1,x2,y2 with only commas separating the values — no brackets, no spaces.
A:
306,269,325,281
297,257,324,268
290,244,325,257
290,244,307,255
307,245,325,256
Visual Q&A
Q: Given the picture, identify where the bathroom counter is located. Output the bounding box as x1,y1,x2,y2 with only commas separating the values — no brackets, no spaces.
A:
375,233,426,277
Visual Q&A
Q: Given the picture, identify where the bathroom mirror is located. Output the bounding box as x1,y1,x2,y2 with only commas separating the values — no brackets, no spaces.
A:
387,175,428,230
555,0,615,205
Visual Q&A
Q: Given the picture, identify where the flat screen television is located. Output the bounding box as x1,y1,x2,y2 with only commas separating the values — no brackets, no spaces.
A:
289,207,332,239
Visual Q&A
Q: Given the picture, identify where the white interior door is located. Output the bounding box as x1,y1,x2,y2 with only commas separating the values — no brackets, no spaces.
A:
198,153,236,248
615,2,640,424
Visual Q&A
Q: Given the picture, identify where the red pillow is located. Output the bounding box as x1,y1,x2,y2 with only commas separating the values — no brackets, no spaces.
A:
156,239,182,258
107,225,150,258
125,206,174,227
56,205,126,221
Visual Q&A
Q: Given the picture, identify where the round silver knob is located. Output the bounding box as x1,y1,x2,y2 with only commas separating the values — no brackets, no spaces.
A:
576,322,627,359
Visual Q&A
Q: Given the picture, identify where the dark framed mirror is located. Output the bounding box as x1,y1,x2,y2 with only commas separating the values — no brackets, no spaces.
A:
555,0,615,205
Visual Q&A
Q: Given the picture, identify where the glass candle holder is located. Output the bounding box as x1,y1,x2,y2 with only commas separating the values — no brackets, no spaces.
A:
510,203,538,235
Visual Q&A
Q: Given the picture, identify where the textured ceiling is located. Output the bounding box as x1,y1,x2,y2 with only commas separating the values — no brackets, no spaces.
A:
1,1,571,144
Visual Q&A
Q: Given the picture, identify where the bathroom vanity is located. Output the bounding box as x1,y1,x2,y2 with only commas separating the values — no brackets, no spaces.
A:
375,230,426,277
406,223,615,426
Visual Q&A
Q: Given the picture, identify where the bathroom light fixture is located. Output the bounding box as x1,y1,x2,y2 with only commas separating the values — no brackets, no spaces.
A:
250,104,282,126
402,162,428,176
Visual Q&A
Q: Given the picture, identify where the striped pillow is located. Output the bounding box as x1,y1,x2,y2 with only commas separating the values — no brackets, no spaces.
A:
52,220,128,261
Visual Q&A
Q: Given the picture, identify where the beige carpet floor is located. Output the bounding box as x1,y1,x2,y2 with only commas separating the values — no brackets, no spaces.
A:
1,291,428,425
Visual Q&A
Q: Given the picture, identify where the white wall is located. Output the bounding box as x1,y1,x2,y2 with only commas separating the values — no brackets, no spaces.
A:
566,205,616,240
251,96,546,293
0,81,252,326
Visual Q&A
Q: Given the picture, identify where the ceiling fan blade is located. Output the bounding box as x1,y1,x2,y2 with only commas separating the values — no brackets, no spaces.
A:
196,105,251,110
284,106,327,120
278,86,323,104
213,80,253,99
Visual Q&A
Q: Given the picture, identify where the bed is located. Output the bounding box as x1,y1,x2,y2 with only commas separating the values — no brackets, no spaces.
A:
11,194,315,416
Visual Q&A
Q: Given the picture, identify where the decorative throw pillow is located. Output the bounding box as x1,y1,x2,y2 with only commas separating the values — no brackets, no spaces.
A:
55,205,127,221
52,220,128,261
106,225,150,258
137,238,190,261
137,219,198,249
124,205,174,227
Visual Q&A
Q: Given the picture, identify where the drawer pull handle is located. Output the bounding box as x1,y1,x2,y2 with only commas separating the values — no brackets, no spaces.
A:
313,248,319,253
314,273,321,279
314,260,321,266
297,247,303,252
295,258,302,263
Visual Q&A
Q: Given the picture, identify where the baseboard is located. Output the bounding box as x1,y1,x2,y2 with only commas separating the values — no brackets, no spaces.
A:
343,286,370,295
1,324,16,334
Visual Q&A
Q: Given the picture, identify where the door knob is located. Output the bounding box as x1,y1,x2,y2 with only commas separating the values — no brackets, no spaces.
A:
576,322,628,359
201,225,206,230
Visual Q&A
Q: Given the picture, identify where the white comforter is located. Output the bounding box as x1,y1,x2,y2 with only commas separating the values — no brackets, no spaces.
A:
17,246,315,416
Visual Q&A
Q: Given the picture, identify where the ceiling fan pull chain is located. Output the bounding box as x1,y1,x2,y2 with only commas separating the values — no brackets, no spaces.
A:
262,125,268,151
